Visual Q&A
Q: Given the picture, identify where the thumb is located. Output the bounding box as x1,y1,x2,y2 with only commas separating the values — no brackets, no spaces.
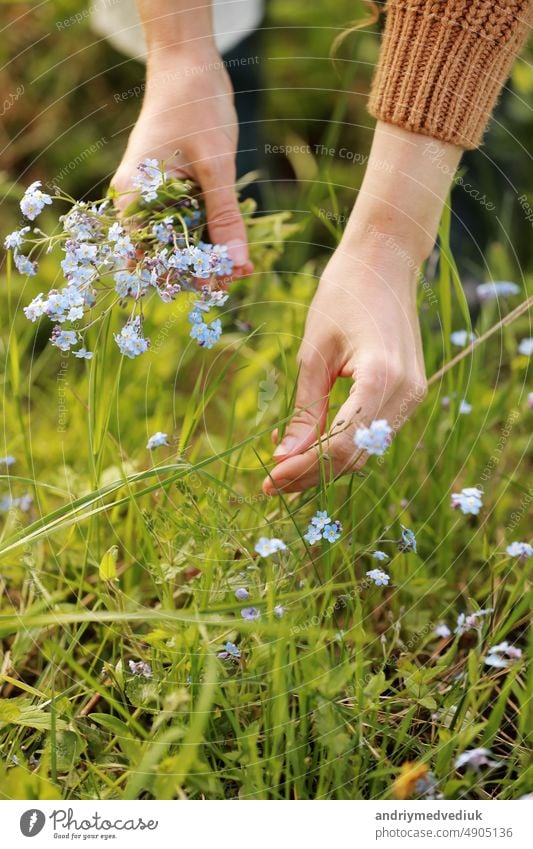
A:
273,347,331,461
199,168,251,271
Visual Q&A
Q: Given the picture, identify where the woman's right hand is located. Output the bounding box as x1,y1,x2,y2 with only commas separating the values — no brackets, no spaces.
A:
112,46,252,274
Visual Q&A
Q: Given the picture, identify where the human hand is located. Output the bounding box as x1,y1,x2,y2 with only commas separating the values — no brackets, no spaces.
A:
262,231,427,494
262,122,462,495
112,46,252,274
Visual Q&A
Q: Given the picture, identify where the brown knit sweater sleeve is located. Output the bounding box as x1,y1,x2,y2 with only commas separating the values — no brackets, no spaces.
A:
368,0,533,149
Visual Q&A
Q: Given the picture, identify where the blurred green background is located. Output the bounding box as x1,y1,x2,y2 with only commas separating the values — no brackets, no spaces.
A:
1,0,532,276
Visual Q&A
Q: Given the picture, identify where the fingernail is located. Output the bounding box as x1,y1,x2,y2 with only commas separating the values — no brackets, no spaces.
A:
273,436,298,458
227,239,249,267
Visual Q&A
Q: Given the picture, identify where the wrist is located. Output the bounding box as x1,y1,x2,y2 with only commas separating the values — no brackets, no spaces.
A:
147,41,219,72
343,122,462,264
341,203,433,270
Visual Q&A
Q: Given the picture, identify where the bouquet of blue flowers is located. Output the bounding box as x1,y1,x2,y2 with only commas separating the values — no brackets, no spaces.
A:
5,159,236,360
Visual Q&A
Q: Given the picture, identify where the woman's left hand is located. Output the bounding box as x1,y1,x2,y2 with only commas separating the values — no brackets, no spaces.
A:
262,230,427,494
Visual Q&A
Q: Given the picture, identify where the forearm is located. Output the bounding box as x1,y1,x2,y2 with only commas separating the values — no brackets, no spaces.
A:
343,121,462,265
136,0,215,61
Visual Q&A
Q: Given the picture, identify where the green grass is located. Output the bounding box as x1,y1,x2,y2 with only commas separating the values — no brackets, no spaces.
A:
0,0,531,803
0,197,531,800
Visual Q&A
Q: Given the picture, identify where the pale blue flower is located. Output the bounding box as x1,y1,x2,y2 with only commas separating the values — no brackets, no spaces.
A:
0,494,32,513
273,605,285,618
505,541,532,560
366,568,390,587
72,242,98,263
454,608,493,635
235,587,250,601
518,338,533,356
323,523,341,543
133,158,165,202
217,641,241,660
128,660,152,678
188,308,203,324
115,319,150,358
50,328,77,351
20,180,52,220
372,550,389,561
484,641,522,669
304,525,322,545
483,653,509,669
113,271,134,297
458,399,472,415
241,606,260,621
434,623,451,638
255,537,287,557
14,253,37,276
354,418,392,456
450,330,475,347
67,306,84,321
476,281,520,302
311,510,330,530
455,749,502,770
451,486,483,515
190,318,223,349
399,525,417,553
107,222,125,242
4,227,29,250
202,290,229,309
146,431,169,450
73,348,93,360
114,234,135,259
0,456,16,467
216,255,233,276
152,216,174,243
24,293,47,322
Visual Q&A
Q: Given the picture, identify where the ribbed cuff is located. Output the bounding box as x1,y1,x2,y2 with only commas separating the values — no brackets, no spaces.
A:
368,0,533,150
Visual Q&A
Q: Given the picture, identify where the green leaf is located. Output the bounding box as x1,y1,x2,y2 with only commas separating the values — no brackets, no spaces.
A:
99,545,118,582
0,698,66,731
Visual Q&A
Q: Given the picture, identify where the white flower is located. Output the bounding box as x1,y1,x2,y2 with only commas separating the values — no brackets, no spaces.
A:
454,608,493,635
434,623,451,638
484,641,522,669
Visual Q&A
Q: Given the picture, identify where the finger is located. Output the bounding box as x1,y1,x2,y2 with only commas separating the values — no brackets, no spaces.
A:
263,360,398,494
111,164,139,215
197,160,252,275
272,343,333,462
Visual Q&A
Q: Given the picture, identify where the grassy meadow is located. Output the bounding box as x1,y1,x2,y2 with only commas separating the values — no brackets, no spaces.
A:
0,0,531,801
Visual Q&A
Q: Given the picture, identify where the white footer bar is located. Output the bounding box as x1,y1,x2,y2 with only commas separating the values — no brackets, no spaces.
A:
2,800,531,849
